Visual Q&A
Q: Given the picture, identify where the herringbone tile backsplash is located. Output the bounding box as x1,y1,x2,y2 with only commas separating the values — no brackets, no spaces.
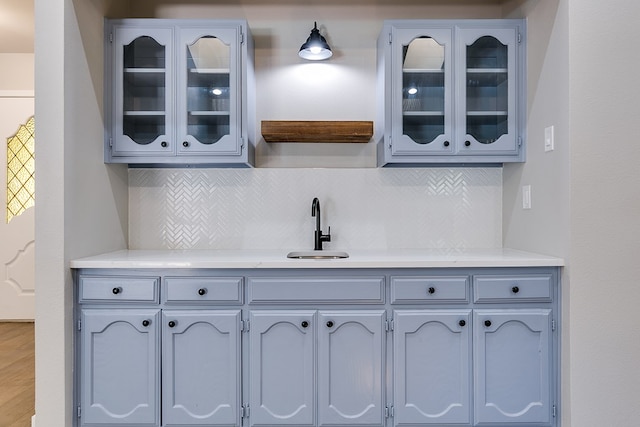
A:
129,168,502,250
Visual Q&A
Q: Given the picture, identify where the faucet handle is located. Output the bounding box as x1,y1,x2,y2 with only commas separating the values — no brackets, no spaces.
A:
323,226,331,242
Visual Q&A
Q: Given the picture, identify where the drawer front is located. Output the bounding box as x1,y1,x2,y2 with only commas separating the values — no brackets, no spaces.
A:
248,277,385,304
391,276,469,303
164,277,243,304
473,275,552,303
79,276,159,303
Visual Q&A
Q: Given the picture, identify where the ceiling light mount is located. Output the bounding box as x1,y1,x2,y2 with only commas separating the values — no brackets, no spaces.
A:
299,21,332,61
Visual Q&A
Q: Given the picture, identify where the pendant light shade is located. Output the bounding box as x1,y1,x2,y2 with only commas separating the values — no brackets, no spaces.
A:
299,22,332,60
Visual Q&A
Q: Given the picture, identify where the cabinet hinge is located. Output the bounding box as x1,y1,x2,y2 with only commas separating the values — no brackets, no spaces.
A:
109,137,113,148
241,137,245,149
242,405,250,418
518,32,522,44
109,32,113,43
552,404,556,418
77,405,81,418
240,31,245,45
77,319,82,331
388,32,392,44
385,319,394,332
518,136,523,147
551,319,556,331
242,320,250,332
385,406,394,418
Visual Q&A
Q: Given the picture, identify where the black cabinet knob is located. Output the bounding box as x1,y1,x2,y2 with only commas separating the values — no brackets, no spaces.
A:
484,320,492,327
427,287,436,295
161,141,168,148
459,320,466,327
168,321,176,328
301,321,309,328
465,140,471,147
112,287,122,295
183,141,189,147
443,141,450,147
198,288,207,296
512,286,520,294
142,319,150,327
326,321,334,328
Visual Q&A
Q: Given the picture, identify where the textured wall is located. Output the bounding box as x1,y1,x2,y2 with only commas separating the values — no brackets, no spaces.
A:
129,167,502,250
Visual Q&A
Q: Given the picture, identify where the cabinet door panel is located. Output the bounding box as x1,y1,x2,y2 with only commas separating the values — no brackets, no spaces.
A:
391,27,454,155
177,27,243,156
162,310,241,426
393,310,471,425
112,26,175,156
249,310,315,426
80,309,160,425
457,27,519,155
474,309,552,425
318,311,386,427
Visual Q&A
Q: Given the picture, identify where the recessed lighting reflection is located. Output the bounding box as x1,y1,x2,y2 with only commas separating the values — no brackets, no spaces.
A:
211,88,223,96
407,87,418,95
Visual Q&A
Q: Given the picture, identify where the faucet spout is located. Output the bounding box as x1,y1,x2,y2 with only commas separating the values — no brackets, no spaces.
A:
311,197,331,250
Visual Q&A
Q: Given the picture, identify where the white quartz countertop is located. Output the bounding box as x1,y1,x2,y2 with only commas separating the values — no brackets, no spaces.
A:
70,248,564,269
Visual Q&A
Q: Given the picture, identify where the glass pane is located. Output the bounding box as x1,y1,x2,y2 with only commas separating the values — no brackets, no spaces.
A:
466,36,508,144
186,36,231,145
123,36,166,145
402,36,445,145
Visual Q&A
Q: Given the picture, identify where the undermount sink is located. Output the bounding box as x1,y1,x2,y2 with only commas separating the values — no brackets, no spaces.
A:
287,251,349,259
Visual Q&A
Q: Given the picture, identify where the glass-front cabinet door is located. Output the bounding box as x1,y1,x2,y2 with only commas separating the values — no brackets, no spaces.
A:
112,27,174,157
391,28,453,156
177,27,242,156
457,27,519,155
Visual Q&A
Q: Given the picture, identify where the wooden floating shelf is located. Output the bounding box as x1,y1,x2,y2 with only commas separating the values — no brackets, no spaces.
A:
261,120,373,143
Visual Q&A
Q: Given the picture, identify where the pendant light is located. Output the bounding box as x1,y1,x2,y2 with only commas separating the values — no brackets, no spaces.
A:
299,22,333,61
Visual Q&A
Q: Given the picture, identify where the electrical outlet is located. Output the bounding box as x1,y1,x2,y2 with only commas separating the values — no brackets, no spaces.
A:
522,185,532,209
544,126,555,152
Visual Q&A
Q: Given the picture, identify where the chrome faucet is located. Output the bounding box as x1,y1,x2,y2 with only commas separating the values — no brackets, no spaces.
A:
311,197,331,250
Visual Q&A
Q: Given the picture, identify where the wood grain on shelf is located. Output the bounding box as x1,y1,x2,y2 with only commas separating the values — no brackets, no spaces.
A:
261,120,373,143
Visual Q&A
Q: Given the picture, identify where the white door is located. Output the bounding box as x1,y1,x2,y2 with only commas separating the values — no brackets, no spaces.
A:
0,93,35,320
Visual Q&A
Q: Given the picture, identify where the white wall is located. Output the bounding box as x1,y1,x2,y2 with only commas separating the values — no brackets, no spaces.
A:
34,0,128,425
567,0,640,425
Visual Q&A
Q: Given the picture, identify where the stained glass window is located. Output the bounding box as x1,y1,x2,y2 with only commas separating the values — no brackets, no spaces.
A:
6,116,35,223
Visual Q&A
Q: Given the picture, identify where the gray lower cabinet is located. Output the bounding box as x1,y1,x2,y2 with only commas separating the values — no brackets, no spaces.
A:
249,310,386,427
75,267,559,427
80,309,161,426
162,310,241,426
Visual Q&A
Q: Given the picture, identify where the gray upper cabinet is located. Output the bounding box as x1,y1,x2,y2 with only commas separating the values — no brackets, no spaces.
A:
377,20,526,166
105,19,254,167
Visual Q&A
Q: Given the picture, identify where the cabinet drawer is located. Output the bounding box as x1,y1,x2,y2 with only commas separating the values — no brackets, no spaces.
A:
473,275,552,303
248,277,385,304
391,276,469,303
164,277,243,304
79,276,159,303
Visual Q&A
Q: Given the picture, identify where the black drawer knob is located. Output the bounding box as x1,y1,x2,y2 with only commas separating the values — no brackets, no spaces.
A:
183,141,189,147
198,288,207,296
326,321,334,328
428,287,436,295
301,321,309,328
168,321,176,328
444,141,450,147
142,319,150,327
465,140,471,147
484,320,492,327
512,286,520,294
161,141,168,148
112,287,122,295
459,320,466,327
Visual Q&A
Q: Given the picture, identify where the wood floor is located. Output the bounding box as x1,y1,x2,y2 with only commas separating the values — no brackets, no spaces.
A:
0,322,35,427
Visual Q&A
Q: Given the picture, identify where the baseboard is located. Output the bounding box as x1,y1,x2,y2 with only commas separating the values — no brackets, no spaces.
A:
31,414,36,427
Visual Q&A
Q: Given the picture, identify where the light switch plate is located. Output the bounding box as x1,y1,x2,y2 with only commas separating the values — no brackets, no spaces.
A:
544,126,555,152
522,185,532,209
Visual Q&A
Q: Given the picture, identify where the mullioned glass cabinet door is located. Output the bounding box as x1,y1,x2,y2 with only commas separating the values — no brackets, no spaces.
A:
391,27,454,156
457,27,519,155
112,27,175,157
177,27,243,156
